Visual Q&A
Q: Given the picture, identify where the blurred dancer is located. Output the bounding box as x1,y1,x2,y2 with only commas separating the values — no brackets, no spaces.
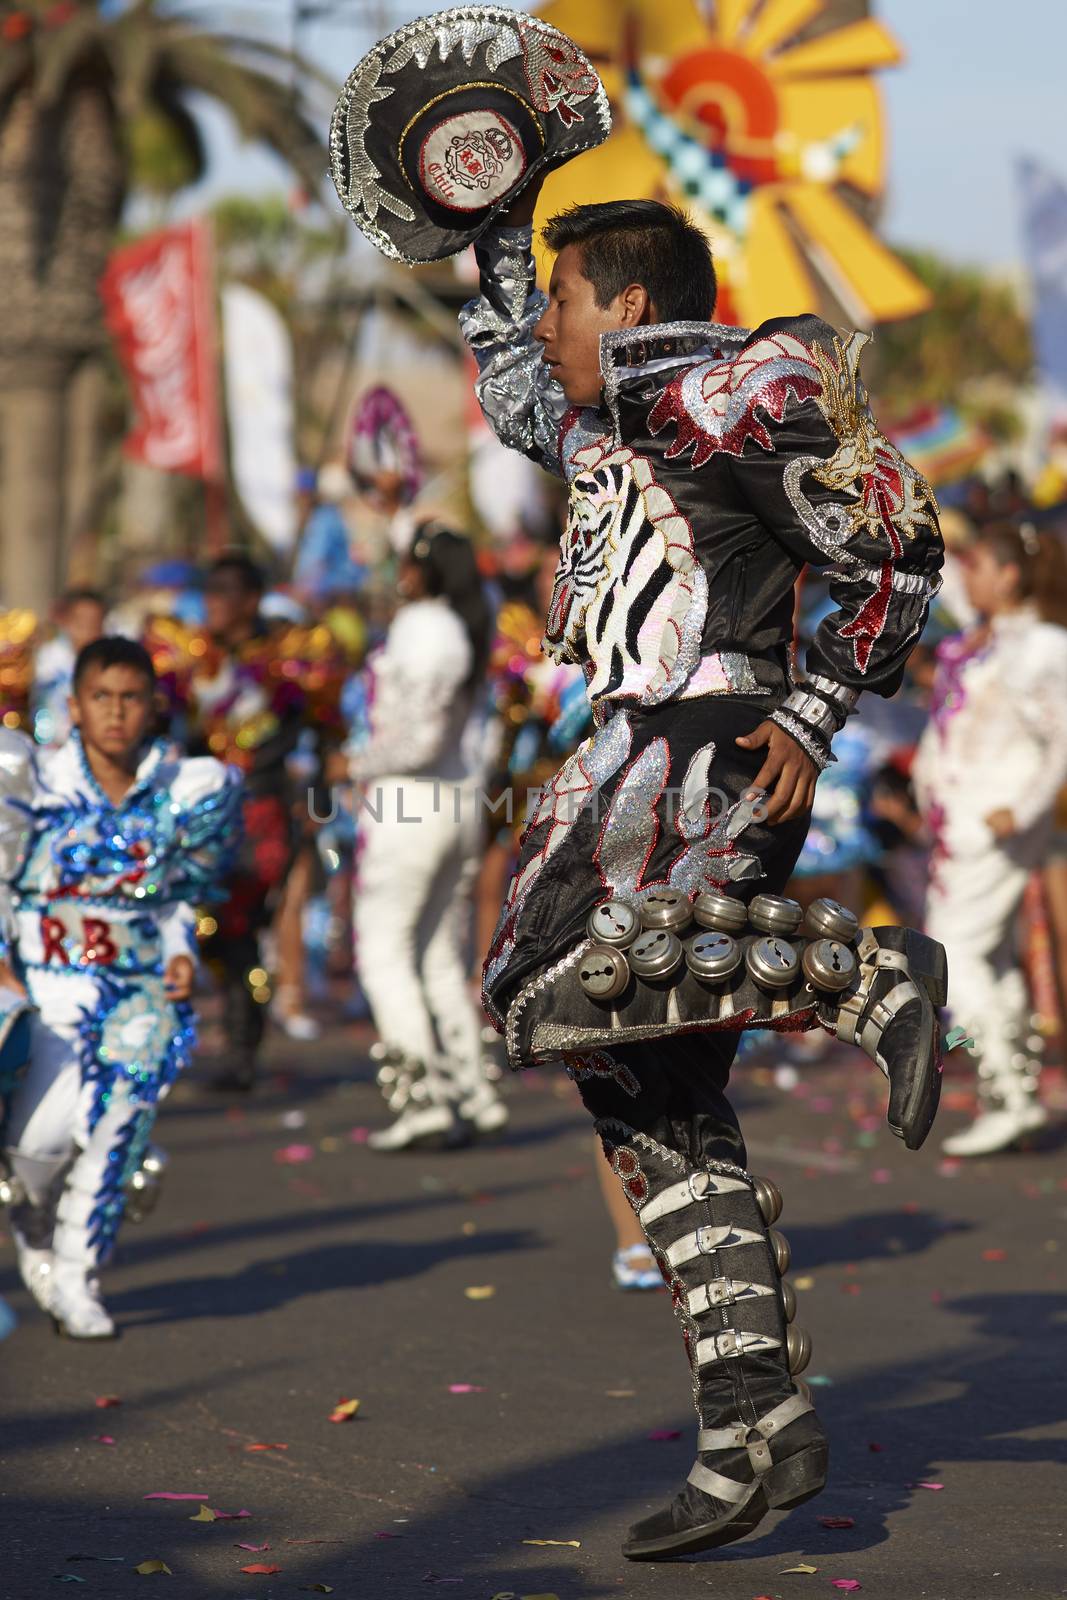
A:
915,522,1067,1154
31,588,106,748
0,638,239,1337
349,526,507,1151
146,556,344,1089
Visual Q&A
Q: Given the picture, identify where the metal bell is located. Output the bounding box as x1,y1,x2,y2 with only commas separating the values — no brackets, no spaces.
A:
781,1280,797,1321
770,1229,791,1275
629,928,684,980
802,938,858,992
749,894,803,936
578,945,631,1001
0,1168,26,1208
125,1144,168,1224
693,889,748,934
802,896,860,944
586,899,641,949
787,1324,812,1375
746,936,801,989
684,930,742,983
639,890,692,932
751,1174,783,1225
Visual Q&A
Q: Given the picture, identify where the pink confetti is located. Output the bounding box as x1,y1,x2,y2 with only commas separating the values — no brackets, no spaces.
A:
348,1127,370,1144
144,1492,213,1501
374,1532,401,1541
868,1442,884,1453
871,1168,892,1183
214,1509,251,1520
982,1248,1007,1262
245,1442,288,1452
95,1396,121,1409
916,1481,944,1491
236,1544,270,1553
831,1584,861,1593
448,1384,486,1394
819,1516,855,1529
94,1435,116,1446
274,1144,314,1165
647,1428,682,1441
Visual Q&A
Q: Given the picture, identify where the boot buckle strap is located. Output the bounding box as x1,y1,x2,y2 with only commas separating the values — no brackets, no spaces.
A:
686,1460,751,1503
859,980,919,1069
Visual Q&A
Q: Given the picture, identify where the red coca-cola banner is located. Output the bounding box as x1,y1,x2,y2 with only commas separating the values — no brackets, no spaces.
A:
100,219,222,481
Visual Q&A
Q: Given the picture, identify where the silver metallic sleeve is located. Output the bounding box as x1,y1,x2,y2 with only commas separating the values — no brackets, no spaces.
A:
458,225,568,477
778,689,842,741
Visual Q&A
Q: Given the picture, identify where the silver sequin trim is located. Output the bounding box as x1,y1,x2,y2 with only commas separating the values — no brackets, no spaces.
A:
599,321,750,444
769,709,835,771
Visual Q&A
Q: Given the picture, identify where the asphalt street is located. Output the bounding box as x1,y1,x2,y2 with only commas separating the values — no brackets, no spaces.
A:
1,1023,1065,1600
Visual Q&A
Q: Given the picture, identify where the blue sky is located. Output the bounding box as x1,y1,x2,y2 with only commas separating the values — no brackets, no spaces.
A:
187,0,1064,268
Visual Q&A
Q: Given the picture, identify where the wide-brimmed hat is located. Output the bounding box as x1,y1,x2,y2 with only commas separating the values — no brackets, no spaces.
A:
329,4,611,265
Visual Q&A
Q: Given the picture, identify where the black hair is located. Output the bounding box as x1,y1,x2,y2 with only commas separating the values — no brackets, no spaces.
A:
541,200,716,322
206,554,266,596
976,520,1067,629
60,587,106,611
73,636,156,691
407,525,492,689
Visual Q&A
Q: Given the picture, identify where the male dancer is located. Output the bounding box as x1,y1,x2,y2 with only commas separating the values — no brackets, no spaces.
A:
0,637,240,1337
460,187,945,1558
147,556,343,1089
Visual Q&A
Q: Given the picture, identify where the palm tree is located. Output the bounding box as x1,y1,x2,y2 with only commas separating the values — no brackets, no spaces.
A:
0,0,330,609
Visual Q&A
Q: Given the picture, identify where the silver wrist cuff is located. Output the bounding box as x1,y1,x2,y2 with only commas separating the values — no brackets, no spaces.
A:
780,690,840,741
769,710,836,772
805,675,860,716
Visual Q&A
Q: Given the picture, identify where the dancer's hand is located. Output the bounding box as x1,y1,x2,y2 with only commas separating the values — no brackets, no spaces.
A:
503,173,544,228
985,807,1016,840
736,721,817,824
164,955,195,1001
0,959,26,997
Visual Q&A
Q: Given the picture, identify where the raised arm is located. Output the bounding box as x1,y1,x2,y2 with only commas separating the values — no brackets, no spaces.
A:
458,183,568,476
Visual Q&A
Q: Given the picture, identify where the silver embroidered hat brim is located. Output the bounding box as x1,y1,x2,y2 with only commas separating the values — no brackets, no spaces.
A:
329,4,611,265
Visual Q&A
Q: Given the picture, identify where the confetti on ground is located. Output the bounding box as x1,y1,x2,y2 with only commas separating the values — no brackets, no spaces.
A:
831,1583,861,1593
236,1544,270,1553
916,1481,944,1491
94,1435,116,1446
95,1396,121,1409
348,1127,370,1143
374,1532,401,1541
982,1249,1007,1261
299,1588,334,1595
819,1516,855,1529
794,1276,814,1290
448,1384,486,1394
245,1442,288,1452
189,1507,216,1523
807,1375,833,1387
67,1558,126,1565
647,1429,682,1441
464,1286,495,1300
329,1398,360,1423
54,1577,86,1584
780,1564,818,1574
134,1560,172,1576
521,1540,581,1548
422,1577,463,1586
273,1144,315,1164
868,1442,884,1452
240,1565,281,1575
606,1389,635,1397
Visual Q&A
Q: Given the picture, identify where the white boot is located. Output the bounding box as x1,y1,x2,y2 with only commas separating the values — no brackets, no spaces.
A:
368,1102,463,1152
49,1259,117,1340
458,1085,509,1136
942,1103,1048,1157
369,1049,465,1152
11,1224,54,1313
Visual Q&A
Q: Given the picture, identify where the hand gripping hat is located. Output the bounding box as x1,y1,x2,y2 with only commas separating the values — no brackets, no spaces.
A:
329,4,611,265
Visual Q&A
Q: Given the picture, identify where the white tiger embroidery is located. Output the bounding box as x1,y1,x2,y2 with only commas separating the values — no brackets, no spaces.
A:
542,441,707,707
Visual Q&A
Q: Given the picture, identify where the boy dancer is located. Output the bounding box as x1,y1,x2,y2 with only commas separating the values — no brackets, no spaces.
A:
460,189,945,1558
0,638,240,1338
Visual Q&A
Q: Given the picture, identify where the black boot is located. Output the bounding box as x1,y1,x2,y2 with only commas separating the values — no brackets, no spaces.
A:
826,925,948,1150
597,1121,827,1561
211,968,265,1092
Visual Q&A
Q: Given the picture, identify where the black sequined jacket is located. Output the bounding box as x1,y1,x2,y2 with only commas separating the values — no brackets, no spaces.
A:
459,225,943,767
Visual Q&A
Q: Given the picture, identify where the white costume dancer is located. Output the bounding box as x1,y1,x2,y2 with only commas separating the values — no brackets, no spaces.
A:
0,730,240,1335
915,602,1067,1153
351,575,506,1151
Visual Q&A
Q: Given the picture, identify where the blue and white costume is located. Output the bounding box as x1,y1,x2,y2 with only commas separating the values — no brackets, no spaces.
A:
0,729,240,1328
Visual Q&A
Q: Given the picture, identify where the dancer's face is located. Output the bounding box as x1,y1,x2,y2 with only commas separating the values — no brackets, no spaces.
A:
534,245,654,409
70,663,155,762
963,542,1021,617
